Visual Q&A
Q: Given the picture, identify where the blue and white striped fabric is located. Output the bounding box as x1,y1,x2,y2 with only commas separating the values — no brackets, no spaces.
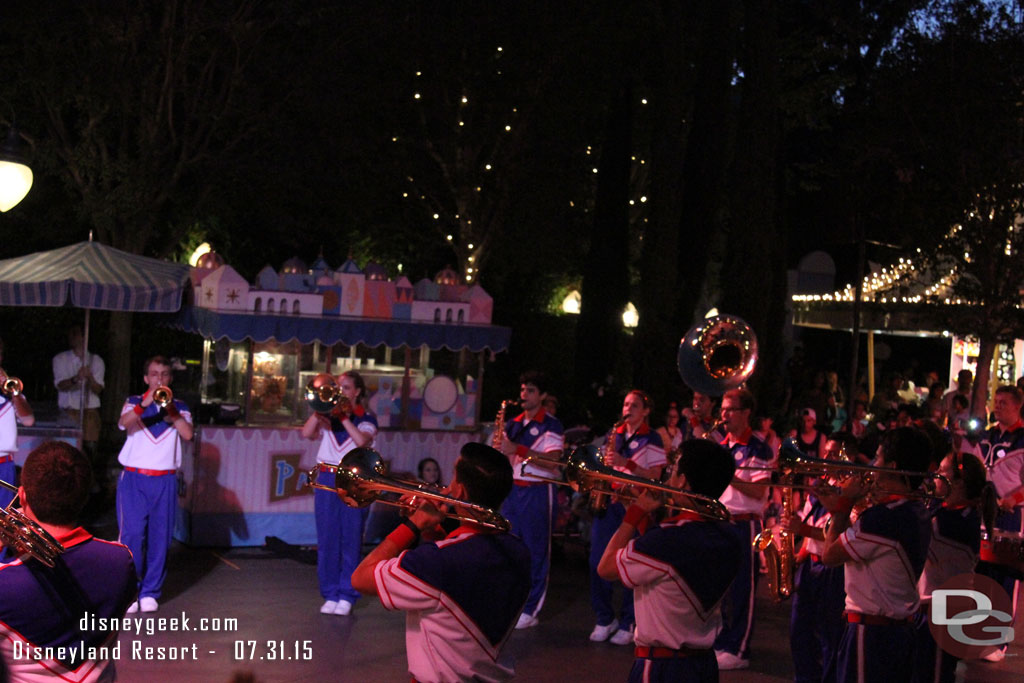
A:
0,241,191,312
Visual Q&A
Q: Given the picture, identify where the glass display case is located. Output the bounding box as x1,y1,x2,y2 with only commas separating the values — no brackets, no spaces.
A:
197,338,484,429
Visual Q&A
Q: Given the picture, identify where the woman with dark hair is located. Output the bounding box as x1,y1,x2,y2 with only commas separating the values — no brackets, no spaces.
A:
417,457,443,489
301,370,377,617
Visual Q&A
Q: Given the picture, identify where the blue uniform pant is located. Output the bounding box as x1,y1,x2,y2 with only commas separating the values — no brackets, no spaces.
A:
628,650,718,682
0,459,15,508
824,621,915,683
501,482,554,617
713,518,760,657
589,500,634,629
315,468,369,604
117,469,176,600
912,608,958,683
790,557,846,683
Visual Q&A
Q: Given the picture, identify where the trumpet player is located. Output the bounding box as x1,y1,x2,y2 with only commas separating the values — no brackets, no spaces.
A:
589,390,666,646
913,451,985,683
300,370,377,617
713,388,773,670
596,438,741,683
351,442,530,683
493,370,564,630
0,336,34,509
116,355,193,614
821,426,933,683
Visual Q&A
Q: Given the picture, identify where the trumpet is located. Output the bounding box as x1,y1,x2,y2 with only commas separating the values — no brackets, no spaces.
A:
0,480,65,567
523,445,731,522
152,386,174,408
306,448,510,532
304,373,351,415
1,377,23,397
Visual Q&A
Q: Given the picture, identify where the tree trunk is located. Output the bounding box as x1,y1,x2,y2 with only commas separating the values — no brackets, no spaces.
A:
574,85,633,408
972,336,996,420
103,311,135,429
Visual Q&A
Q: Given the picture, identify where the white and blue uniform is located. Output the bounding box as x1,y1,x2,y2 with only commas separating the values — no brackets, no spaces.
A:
590,423,665,633
790,494,845,683
501,408,563,619
913,504,980,683
314,407,377,605
616,511,743,682
0,395,28,508
0,526,136,682
971,419,1024,650
825,498,931,683
373,524,531,683
116,394,191,602
714,429,773,659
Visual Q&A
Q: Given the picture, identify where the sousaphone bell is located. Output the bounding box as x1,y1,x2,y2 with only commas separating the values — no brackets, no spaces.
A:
677,314,758,396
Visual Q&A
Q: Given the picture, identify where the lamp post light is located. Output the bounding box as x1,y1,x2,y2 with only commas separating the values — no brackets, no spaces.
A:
0,123,32,212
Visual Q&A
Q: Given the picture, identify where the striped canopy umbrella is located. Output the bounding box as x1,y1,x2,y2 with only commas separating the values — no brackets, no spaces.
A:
0,240,191,312
0,240,192,442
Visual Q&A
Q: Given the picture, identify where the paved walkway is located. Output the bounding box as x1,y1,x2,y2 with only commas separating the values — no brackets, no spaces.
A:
84,525,1020,683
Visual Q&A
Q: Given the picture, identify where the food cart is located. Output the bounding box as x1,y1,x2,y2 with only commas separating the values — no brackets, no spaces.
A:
168,259,510,546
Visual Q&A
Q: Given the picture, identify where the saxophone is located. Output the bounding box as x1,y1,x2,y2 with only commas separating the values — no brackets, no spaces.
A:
589,420,624,516
492,399,518,449
753,480,795,602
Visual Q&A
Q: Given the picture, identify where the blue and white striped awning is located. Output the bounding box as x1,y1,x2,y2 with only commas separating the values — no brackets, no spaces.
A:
0,241,191,312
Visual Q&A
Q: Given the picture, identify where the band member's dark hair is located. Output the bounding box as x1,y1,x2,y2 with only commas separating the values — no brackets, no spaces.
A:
723,388,756,414
879,426,932,490
917,420,951,469
995,384,1023,403
341,370,367,402
456,442,513,510
21,441,92,526
519,370,549,395
675,438,735,499
143,355,171,375
954,452,987,501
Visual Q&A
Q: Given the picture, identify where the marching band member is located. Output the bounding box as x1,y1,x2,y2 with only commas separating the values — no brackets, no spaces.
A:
116,355,192,614
0,441,136,682
351,442,530,683
964,384,1024,662
589,390,666,646
0,337,33,509
494,370,564,630
913,451,985,683
713,388,773,670
784,434,851,683
597,438,741,683
683,391,717,441
301,369,377,617
821,426,933,683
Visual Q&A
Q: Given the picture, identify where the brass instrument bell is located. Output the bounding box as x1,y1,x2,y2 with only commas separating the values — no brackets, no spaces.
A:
1,377,23,397
677,314,758,396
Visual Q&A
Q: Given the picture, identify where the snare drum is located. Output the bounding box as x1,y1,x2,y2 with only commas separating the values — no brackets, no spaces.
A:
980,529,1024,578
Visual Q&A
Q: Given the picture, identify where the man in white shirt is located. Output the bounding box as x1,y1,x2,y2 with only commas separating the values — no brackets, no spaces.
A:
53,325,104,483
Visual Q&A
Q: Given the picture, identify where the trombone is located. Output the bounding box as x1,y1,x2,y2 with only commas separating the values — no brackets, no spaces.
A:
522,445,731,522
306,448,510,532
304,373,351,414
738,438,950,501
0,480,65,567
